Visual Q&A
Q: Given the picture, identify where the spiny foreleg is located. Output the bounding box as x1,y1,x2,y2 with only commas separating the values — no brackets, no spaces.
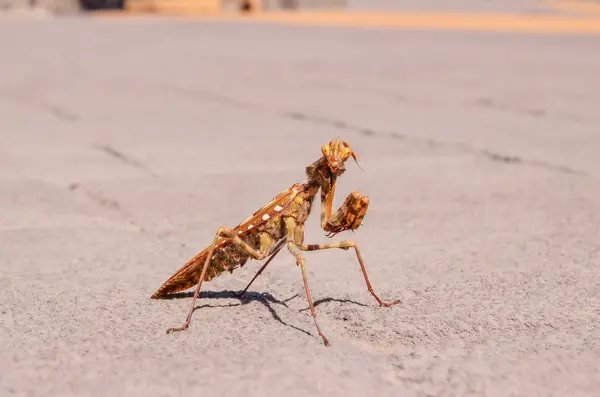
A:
319,175,369,237
298,240,401,307
324,191,369,237
319,173,336,229
166,227,273,334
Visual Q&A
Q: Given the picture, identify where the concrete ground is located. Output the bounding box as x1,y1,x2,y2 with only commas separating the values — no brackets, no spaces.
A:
1,10,600,397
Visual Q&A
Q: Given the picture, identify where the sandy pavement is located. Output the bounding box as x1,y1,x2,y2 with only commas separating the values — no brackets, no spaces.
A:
1,12,600,397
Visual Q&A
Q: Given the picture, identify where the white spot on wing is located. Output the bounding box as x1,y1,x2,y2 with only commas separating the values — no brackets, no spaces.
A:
247,225,254,230
262,214,270,221
274,205,283,212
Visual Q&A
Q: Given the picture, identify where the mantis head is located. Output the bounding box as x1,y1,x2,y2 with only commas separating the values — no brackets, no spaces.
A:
321,139,363,176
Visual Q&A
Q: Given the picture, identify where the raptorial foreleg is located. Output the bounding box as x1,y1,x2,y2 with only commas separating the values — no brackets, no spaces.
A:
323,191,369,237
317,172,369,237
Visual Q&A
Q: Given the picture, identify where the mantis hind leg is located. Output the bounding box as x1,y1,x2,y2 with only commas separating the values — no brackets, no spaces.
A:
166,227,272,334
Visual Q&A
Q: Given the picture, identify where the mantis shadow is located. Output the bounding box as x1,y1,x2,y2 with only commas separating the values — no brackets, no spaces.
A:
299,297,368,312
158,290,368,338
160,289,312,337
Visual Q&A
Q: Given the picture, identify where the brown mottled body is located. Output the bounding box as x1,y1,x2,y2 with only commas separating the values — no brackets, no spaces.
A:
151,185,302,298
152,140,400,345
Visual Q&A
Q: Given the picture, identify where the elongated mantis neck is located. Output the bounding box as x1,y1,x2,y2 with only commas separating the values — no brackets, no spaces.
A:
305,157,338,229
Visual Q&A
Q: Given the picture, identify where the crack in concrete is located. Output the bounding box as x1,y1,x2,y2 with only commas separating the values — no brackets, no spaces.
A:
94,144,157,177
68,182,146,232
0,89,79,121
481,150,522,164
163,84,261,111
475,97,548,119
282,111,585,176
157,84,585,176
474,97,584,123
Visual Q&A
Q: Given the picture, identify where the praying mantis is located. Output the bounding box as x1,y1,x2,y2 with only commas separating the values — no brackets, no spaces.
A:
151,140,400,346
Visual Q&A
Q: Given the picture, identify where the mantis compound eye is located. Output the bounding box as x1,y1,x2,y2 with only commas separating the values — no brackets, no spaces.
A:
321,139,363,173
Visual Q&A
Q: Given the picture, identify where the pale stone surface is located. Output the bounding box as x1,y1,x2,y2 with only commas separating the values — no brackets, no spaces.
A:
1,14,599,397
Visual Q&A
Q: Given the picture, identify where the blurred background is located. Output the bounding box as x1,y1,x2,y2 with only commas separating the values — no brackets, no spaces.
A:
4,0,600,14
1,1,600,396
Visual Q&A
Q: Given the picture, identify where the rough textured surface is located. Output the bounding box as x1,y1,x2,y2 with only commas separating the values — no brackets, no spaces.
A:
1,15,600,397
